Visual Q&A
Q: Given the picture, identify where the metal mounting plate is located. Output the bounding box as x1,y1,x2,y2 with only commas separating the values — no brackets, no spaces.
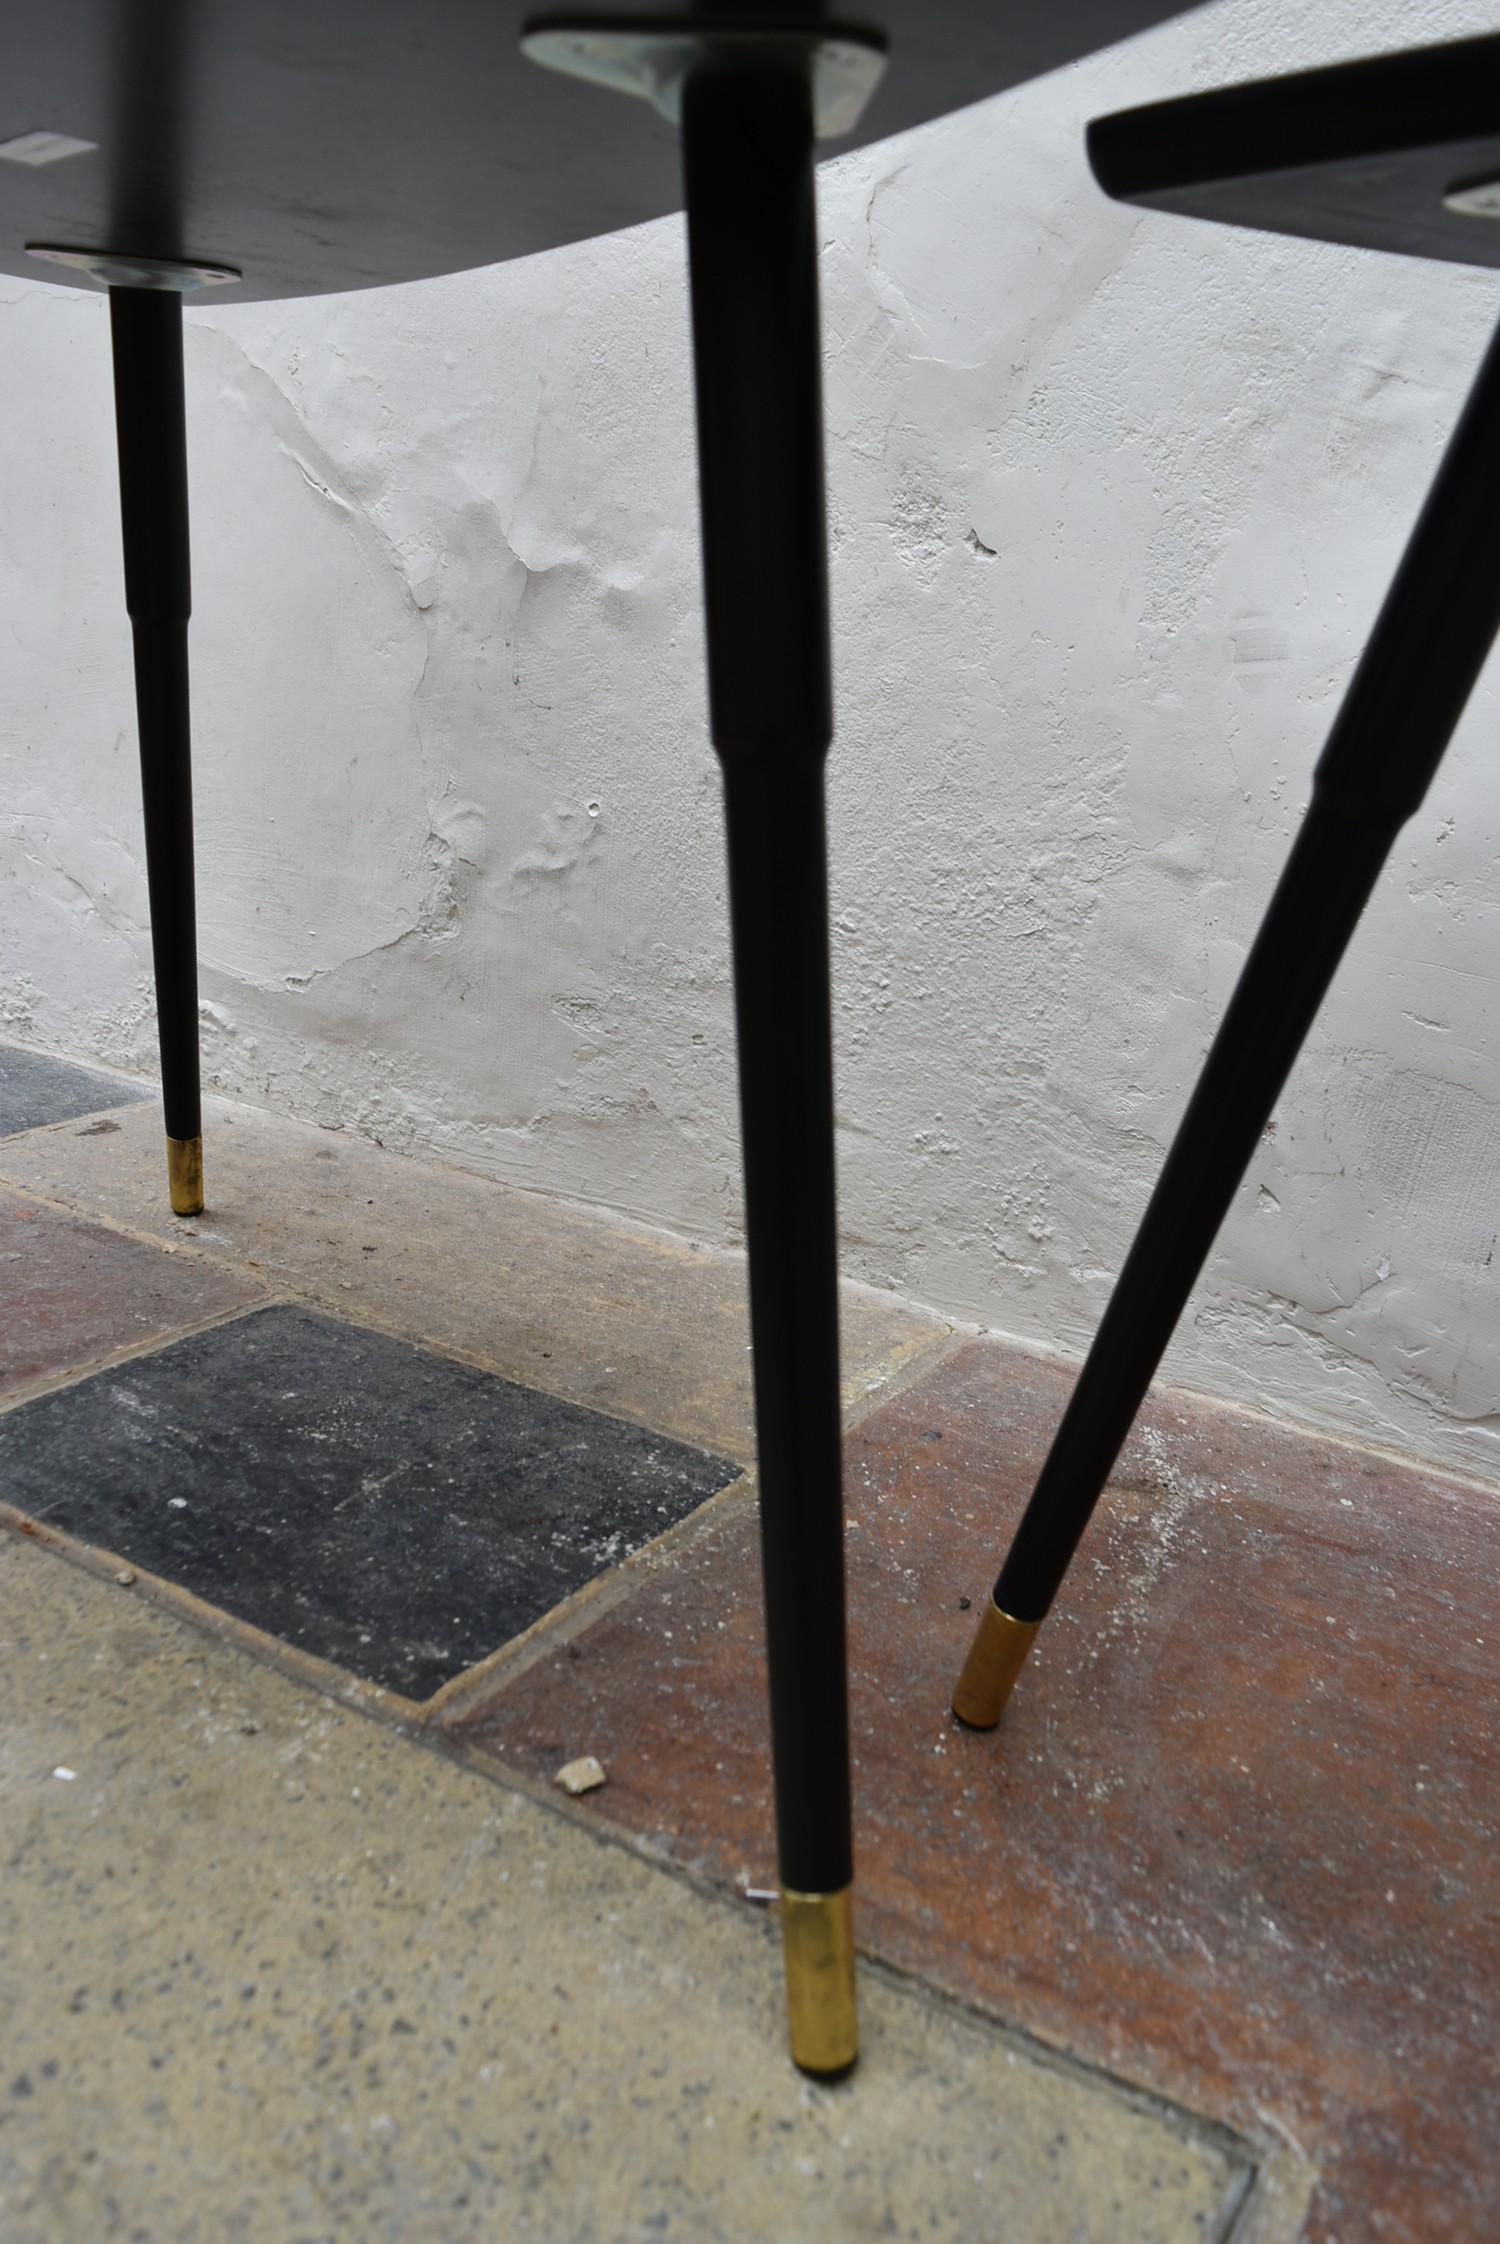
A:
24,245,242,292
1444,174,1500,222
521,17,887,140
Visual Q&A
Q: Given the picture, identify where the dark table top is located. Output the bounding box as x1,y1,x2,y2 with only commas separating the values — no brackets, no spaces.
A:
1089,33,1500,272
1,0,1202,303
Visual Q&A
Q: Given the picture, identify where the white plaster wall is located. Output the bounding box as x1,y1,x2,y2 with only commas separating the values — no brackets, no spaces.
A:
5,0,1500,1480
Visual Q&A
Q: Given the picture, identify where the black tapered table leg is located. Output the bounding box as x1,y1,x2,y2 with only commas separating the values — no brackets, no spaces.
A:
681,58,855,2074
955,309,1500,1728
110,283,202,1216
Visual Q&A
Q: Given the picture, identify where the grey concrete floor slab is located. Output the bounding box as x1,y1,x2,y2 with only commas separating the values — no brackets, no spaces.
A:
0,1536,1270,2244
0,1042,150,1138
0,1094,952,1464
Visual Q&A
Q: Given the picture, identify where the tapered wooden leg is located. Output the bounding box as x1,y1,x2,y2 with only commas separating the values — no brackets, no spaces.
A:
956,312,1500,1727
110,284,202,1215
682,58,855,2074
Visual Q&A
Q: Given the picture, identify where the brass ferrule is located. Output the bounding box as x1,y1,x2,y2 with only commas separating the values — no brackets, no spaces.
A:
166,1133,203,1217
951,1597,1040,1729
779,1883,857,2076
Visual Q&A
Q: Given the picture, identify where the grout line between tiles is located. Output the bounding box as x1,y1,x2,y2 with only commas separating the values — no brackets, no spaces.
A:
427,1318,967,1720
0,1497,431,1730
422,1469,757,1721
0,1292,283,1418
0,1173,241,1268
840,1320,974,1433
0,1168,963,1467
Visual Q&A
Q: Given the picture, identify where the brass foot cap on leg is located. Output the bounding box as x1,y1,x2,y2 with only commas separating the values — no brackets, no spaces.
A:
951,1598,1039,1729
780,1884,857,2076
166,1133,203,1217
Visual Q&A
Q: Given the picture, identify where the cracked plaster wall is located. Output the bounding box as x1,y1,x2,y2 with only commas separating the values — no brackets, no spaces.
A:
5,0,1500,1483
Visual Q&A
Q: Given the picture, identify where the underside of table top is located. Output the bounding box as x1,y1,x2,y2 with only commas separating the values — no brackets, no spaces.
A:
1,0,1200,304
1089,32,1500,272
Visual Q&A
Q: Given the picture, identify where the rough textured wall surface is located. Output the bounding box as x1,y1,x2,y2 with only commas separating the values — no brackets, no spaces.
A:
4,0,1500,1481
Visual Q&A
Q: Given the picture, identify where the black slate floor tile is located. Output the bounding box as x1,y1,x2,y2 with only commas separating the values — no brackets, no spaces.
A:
0,1043,151,1136
0,1304,739,1698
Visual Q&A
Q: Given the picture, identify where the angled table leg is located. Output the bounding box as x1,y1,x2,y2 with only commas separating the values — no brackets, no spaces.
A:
955,310,1500,1728
110,283,202,1216
681,58,855,2076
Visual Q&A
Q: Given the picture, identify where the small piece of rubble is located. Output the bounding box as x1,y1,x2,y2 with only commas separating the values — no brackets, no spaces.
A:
553,1755,607,1797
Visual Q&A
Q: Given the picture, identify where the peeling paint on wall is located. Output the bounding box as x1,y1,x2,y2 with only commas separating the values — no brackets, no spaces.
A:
4,0,1500,1483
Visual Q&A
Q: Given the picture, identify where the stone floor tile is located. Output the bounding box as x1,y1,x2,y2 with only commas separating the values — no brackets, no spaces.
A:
0,1094,953,1463
0,1041,151,1136
450,1336,1500,2244
0,1534,1271,2244
0,1303,738,1701
0,1186,261,1401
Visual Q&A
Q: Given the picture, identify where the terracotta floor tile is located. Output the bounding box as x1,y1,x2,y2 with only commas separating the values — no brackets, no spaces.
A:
448,1337,1500,2244
0,1187,260,1398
